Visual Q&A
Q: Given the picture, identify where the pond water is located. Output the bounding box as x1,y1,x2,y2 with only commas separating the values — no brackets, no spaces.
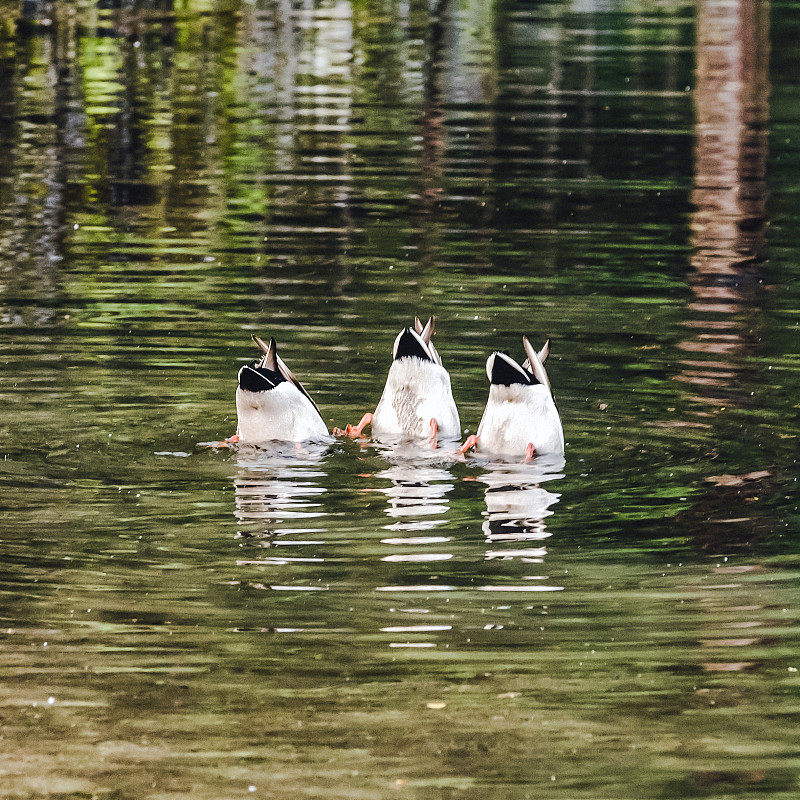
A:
1,0,799,797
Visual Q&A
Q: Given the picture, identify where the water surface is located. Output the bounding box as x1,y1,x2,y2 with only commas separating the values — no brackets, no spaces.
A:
1,0,799,798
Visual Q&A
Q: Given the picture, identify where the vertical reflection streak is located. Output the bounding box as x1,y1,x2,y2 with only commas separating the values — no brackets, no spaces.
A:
676,0,774,552
480,459,563,563
679,0,770,410
376,446,456,563
233,444,329,548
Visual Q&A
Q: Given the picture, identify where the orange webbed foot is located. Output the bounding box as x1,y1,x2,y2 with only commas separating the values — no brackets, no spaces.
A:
429,418,439,448
525,442,536,461
458,434,478,455
201,433,239,449
334,412,373,438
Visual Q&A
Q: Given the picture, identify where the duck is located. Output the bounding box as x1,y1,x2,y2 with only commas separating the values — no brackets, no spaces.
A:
460,336,564,459
232,334,329,444
334,316,461,445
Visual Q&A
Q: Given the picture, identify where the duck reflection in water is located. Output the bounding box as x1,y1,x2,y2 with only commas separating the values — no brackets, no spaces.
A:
233,442,329,548
479,455,564,562
461,337,564,461
377,455,455,534
371,442,459,569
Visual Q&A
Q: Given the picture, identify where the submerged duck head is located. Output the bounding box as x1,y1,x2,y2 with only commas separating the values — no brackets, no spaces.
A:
366,315,460,441
470,336,563,458
235,334,328,443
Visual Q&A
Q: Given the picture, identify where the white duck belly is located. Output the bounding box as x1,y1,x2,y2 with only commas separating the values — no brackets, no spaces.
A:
372,357,461,439
236,382,329,443
476,383,564,456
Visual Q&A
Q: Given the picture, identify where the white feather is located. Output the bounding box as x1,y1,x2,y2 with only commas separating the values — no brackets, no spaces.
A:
236,381,329,443
476,373,564,457
372,355,461,440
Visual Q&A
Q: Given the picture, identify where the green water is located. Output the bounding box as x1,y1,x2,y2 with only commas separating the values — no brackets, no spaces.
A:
1,0,799,798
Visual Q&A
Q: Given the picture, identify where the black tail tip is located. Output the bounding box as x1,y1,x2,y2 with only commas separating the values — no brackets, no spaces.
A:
394,328,431,362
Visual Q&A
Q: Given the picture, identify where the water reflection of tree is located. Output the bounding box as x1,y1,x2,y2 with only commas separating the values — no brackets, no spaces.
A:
678,0,772,551
0,17,75,328
679,0,770,411
414,0,497,273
